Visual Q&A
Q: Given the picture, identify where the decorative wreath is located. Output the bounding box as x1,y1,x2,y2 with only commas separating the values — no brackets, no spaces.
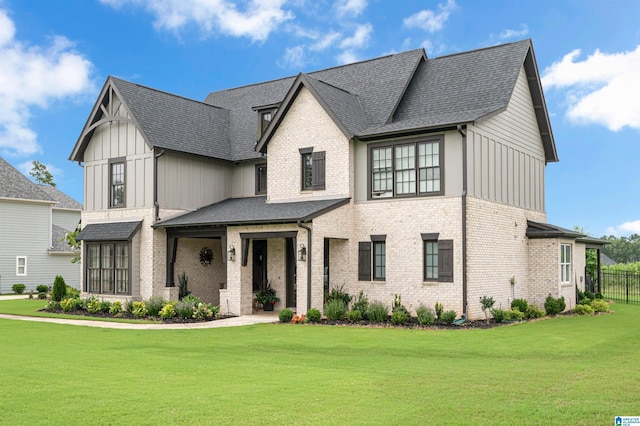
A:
199,247,213,266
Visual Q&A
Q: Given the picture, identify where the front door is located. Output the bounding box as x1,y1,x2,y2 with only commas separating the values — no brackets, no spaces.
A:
286,238,296,308
252,240,267,292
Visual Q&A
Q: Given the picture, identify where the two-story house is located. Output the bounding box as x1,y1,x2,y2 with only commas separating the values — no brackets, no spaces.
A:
71,39,603,319
0,157,81,293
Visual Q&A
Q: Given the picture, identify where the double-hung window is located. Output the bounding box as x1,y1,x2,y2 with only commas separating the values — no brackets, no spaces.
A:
109,158,125,208
358,235,386,281
299,147,326,191
560,244,571,283
86,242,130,294
255,163,267,195
16,256,27,276
422,233,454,282
370,136,443,199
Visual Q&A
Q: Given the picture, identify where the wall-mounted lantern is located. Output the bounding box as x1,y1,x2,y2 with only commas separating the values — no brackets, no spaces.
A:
228,245,236,262
298,243,307,262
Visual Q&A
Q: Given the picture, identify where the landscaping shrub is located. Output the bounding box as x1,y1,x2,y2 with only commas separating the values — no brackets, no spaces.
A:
391,310,409,325
178,272,190,299
441,310,457,325
524,305,545,319
416,305,435,326
124,299,137,314
159,302,176,319
131,301,148,318
65,286,80,299
182,294,203,306
99,300,111,313
279,308,294,323
60,297,80,312
590,299,609,313
11,284,25,294
324,299,347,321
86,297,102,314
584,290,596,300
145,296,166,317
192,303,217,320
491,308,509,323
351,290,369,319
435,301,444,319
574,304,595,315
391,294,409,316
306,308,321,322
579,298,592,306
510,298,528,313
326,284,352,308
366,301,389,323
347,309,362,322
175,302,194,319
46,300,60,310
508,308,524,321
37,292,48,299
36,285,49,293
52,275,66,302
109,301,123,316
544,295,566,316
480,295,495,323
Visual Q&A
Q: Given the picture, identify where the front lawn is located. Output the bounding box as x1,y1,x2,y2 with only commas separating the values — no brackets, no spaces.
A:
0,302,638,425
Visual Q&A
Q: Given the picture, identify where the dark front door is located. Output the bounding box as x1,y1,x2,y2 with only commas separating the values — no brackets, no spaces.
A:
252,240,267,292
286,238,296,308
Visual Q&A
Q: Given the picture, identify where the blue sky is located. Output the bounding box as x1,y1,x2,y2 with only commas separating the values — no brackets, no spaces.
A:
0,0,638,238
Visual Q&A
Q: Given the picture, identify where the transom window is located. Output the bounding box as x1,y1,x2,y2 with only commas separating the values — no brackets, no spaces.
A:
109,159,125,208
560,244,571,284
370,137,443,199
86,242,130,294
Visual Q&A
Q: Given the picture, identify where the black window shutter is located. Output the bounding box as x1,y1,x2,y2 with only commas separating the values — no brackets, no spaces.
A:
438,239,453,282
312,151,326,190
358,241,371,281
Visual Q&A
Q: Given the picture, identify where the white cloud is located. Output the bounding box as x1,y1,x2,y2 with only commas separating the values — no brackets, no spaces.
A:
605,220,640,237
336,50,359,65
499,24,528,40
100,0,293,43
311,31,341,52
280,45,306,68
0,9,94,157
542,46,640,131
339,23,372,50
335,0,367,18
403,0,457,33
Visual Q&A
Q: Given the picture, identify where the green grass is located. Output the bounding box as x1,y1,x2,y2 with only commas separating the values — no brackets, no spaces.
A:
1,302,638,425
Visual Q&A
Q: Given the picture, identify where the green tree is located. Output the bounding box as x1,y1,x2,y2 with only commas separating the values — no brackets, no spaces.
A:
574,226,597,278
601,234,640,264
64,225,81,264
29,160,56,187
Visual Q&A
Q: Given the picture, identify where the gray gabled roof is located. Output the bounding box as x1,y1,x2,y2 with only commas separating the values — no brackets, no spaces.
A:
76,220,142,242
38,185,82,210
154,196,350,228
0,157,55,202
51,225,75,252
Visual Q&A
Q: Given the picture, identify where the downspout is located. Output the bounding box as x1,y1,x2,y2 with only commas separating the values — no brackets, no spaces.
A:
297,221,312,311
457,124,468,318
154,149,165,223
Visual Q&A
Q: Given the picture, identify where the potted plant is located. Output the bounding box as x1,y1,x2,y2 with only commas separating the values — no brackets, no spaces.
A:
256,280,279,311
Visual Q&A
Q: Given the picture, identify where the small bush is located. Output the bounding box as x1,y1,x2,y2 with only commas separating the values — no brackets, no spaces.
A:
11,284,26,294
366,301,389,323
584,290,596,300
145,296,166,317
351,291,369,319
109,301,123,316
524,305,545,319
159,302,176,319
131,301,148,318
435,301,444,320
416,305,435,325
441,310,457,325
347,309,362,322
306,308,321,322
124,299,137,314
590,299,609,313
52,275,66,302
491,308,510,323
391,310,409,325
574,304,595,315
578,298,592,306
60,297,80,312
86,297,102,314
193,303,217,321
326,284,352,308
36,285,49,293
508,308,524,321
324,299,347,321
175,302,194,319
65,286,80,299
99,300,111,313
594,292,604,299
510,298,528,313
182,294,203,306
37,292,48,299
279,308,294,323
544,295,566,316
46,300,60,310
392,294,409,316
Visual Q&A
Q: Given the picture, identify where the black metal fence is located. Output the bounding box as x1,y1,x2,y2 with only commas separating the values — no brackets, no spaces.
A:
600,270,640,304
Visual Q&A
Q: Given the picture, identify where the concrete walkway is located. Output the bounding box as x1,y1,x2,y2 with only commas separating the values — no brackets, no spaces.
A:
0,295,278,329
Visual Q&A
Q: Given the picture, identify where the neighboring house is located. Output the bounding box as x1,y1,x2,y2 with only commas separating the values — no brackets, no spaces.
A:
70,39,604,319
0,157,81,292
601,253,616,266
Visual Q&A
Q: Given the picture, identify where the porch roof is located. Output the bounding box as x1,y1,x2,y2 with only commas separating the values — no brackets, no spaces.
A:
76,220,142,242
526,220,607,246
154,196,350,228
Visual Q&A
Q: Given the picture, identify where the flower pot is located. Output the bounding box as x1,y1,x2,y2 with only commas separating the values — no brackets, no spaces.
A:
263,303,274,311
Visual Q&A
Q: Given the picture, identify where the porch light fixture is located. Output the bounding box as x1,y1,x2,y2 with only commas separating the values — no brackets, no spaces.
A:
228,245,236,262
298,243,307,262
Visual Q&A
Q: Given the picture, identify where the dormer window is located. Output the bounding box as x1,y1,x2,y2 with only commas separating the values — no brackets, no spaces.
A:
254,104,279,138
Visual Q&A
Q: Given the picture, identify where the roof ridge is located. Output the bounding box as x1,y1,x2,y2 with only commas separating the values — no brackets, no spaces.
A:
304,74,356,95
429,38,531,61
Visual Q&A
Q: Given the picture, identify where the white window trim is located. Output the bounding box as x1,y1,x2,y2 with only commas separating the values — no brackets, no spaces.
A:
16,256,27,276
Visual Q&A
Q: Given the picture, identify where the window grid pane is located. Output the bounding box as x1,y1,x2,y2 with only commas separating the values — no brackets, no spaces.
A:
373,241,386,280
395,145,416,195
111,162,125,207
101,244,115,293
418,142,440,194
372,147,392,192
302,153,313,189
115,243,129,294
560,244,571,283
424,241,438,280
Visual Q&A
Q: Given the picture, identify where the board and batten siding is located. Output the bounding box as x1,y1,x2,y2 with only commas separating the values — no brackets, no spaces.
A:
157,153,233,211
466,65,546,212
82,96,154,211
